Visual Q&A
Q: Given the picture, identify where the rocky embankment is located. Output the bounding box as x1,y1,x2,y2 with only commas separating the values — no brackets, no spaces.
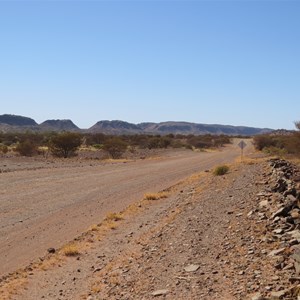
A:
251,158,300,300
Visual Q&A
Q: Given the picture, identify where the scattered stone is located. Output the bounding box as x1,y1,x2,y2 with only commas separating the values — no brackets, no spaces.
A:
270,290,287,298
47,248,56,254
268,248,286,257
151,289,169,296
184,264,200,272
273,228,284,234
251,292,265,300
288,230,300,242
259,200,269,208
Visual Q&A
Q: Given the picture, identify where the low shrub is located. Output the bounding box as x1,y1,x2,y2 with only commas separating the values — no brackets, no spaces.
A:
105,212,123,221
213,165,229,176
102,138,128,159
62,244,80,256
15,140,37,157
0,144,8,154
144,192,168,200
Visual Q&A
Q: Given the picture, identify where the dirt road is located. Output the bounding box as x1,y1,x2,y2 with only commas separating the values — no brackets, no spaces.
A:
0,142,249,278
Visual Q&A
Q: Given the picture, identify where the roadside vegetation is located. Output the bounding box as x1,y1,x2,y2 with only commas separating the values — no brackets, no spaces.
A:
253,121,300,157
213,165,229,176
143,192,169,200
0,131,232,159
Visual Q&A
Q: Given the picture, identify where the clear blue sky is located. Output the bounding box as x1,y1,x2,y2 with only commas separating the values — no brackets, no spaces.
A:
0,1,299,129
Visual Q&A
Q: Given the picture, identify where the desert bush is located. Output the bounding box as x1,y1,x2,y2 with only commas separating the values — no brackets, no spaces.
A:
186,134,230,149
213,165,229,176
277,135,300,155
187,136,211,149
147,136,171,149
102,137,128,159
85,133,107,146
62,244,80,256
254,130,300,157
129,135,150,148
144,192,168,200
49,132,82,158
105,212,123,221
15,140,37,156
263,146,287,157
0,144,8,154
253,135,276,151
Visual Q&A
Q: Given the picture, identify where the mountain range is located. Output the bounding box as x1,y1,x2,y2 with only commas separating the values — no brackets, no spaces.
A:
0,114,273,136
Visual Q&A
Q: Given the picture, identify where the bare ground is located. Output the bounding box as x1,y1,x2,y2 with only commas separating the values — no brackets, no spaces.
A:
0,145,243,279
1,141,281,300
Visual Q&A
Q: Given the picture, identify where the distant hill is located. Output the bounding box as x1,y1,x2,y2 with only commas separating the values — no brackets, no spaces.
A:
89,120,141,134
88,120,272,136
39,119,80,132
0,114,37,126
136,121,270,135
0,114,273,136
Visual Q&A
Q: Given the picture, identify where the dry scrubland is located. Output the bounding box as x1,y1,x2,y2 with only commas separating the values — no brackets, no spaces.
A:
0,140,242,277
2,135,300,299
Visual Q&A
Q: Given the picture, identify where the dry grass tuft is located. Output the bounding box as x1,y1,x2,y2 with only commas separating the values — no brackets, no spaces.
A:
143,192,168,200
105,212,123,222
213,165,229,176
91,284,102,293
61,244,80,256
106,220,117,230
89,224,100,232
0,276,28,299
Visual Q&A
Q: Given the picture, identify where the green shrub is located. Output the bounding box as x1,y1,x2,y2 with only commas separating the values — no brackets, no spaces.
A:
49,132,82,158
213,165,229,176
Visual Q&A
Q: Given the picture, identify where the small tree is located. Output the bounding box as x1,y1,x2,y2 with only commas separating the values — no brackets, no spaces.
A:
49,132,82,158
102,137,127,159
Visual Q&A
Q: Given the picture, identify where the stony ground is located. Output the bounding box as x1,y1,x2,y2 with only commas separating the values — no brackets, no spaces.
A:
2,154,300,299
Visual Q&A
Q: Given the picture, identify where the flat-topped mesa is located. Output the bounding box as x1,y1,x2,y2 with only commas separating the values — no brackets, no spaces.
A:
0,114,37,126
39,119,80,132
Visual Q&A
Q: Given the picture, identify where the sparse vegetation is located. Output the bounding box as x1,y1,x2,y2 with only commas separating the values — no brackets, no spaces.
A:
0,144,8,154
105,212,123,222
253,122,300,157
213,165,229,176
61,244,80,256
0,131,232,160
15,140,37,157
49,132,82,158
102,137,128,159
144,192,168,200
89,224,100,232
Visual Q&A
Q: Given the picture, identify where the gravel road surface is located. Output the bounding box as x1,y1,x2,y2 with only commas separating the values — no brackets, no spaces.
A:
0,143,247,277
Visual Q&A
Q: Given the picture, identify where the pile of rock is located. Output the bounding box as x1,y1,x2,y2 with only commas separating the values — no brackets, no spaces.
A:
254,158,300,299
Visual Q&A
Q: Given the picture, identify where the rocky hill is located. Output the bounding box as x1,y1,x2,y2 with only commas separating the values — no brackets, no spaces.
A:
89,120,141,134
0,114,37,126
0,114,273,135
89,120,272,136
39,119,80,132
